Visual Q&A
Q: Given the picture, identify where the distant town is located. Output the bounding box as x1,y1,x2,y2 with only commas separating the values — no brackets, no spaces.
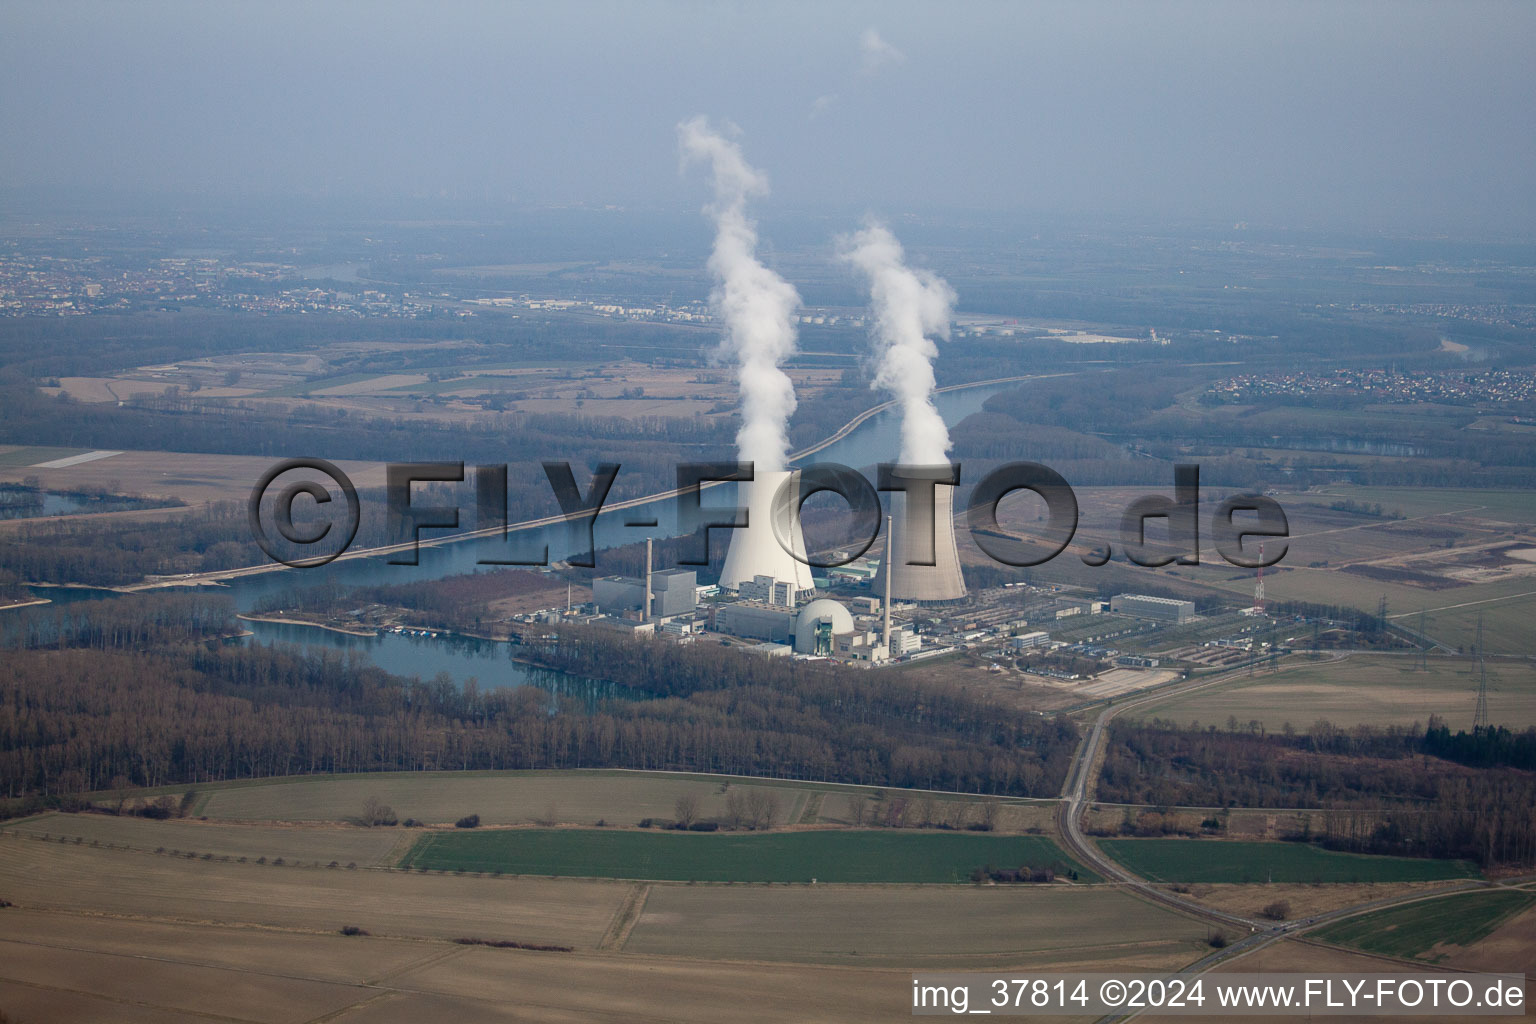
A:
1206,367,1536,407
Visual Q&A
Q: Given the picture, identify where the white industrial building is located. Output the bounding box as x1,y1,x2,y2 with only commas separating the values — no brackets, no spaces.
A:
888,626,922,656
1011,630,1050,650
737,573,799,608
592,568,698,618
716,601,797,644
1109,594,1196,623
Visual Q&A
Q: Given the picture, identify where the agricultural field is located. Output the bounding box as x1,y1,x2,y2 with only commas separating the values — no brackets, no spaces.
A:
195,771,814,827
1314,887,1536,962
188,769,1056,833
400,828,1098,884
1164,880,1453,922
334,947,936,1024
0,813,1182,1023
0,905,932,1024
626,884,1208,968
1,812,408,867
1305,486,1536,524
0,444,93,467
1097,839,1479,884
0,447,388,508
0,833,626,947
1084,804,1318,840
1133,653,1536,731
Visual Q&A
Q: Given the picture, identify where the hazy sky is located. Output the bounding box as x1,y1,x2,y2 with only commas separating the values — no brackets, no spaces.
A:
3,0,1533,233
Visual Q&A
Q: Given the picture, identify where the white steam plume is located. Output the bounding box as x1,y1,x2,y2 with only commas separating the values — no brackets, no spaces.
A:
839,221,956,464
678,116,801,473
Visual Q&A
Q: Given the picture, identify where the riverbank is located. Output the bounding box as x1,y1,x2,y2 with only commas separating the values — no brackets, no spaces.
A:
237,613,380,638
0,597,50,612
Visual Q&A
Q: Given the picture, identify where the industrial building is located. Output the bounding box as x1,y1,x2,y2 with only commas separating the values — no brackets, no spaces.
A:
888,626,922,656
1109,594,1196,623
592,568,698,618
737,573,799,607
715,601,797,644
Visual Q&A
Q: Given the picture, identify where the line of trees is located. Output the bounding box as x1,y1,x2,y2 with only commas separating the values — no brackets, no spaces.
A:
1099,719,1536,867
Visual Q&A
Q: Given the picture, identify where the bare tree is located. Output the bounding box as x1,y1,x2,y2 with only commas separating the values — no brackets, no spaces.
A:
917,796,938,829
722,790,747,829
844,794,867,827
744,790,781,830
109,775,131,815
674,790,702,828
978,798,1001,832
360,796,396,827
947,801,973,831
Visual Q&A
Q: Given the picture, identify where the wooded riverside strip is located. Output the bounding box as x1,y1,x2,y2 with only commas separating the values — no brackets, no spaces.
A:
0,595,1076,805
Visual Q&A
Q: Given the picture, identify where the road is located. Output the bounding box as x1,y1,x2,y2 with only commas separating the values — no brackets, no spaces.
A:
1051,653,1520,1022
1057,662,1289,934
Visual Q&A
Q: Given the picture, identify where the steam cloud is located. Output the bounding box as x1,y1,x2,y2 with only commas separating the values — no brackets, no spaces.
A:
839,221,956,464
678,117,801,473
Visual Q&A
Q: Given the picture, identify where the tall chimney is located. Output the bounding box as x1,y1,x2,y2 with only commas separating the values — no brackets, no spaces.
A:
643,537,653,622
883,514,893,653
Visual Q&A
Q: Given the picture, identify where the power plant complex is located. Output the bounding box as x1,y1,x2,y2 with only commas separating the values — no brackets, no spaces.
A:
577,474,969,667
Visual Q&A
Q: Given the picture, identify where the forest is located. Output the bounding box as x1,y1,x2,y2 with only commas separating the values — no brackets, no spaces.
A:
1099,719,1536,867
0,595,1079,810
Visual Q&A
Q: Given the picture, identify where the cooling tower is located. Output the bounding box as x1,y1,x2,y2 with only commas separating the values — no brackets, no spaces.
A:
875,482,967,604
718,469,815,593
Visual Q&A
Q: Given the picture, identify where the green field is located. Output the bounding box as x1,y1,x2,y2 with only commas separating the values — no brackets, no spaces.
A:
401,828,1100,884
1305,486,1536,523
257,371,382,397
1314,889,1536,961
1098,839,1478,884
381,374,520,395
1,812,406,867
0,445,86,467
1135,654,1536,731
